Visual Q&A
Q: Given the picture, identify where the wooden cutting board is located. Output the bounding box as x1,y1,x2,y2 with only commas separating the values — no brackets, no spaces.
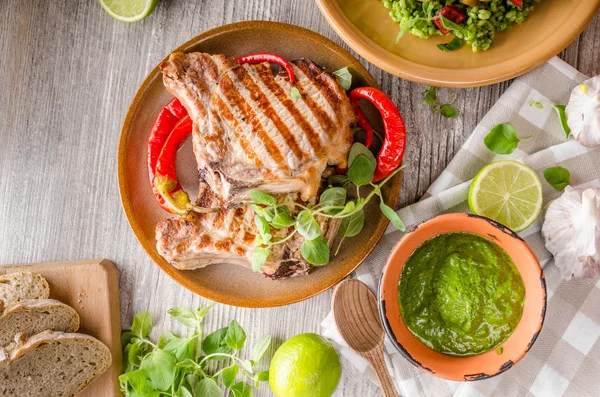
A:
0,259,122,397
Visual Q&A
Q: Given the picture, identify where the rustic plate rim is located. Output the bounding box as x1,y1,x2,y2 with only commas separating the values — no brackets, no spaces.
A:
117,20,402,308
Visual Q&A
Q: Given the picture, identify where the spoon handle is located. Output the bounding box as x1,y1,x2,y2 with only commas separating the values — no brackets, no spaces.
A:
364,349,401,397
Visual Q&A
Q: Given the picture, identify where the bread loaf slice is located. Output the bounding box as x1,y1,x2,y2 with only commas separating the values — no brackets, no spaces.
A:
0,330,112,397
0,272,50,308
0,299,80,347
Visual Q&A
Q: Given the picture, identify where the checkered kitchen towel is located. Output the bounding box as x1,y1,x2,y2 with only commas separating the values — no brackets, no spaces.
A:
322,57,600,397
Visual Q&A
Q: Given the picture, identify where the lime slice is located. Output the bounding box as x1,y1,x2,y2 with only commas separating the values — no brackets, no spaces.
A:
468,160,542,232
99,0,158,22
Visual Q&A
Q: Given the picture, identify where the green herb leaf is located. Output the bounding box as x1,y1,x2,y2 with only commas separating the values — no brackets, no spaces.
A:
195,377,221,397
127,340,145,368
251,335,272,364
254,215,271,240
132,311,153,339
291,87,302,99
222,364,239,388
328,174,349,186
553,104,571,138
141,349,176,391
270,207,295,229
424,86,437,105
348,142,376,169
439,16,467,35
379,201,405,231
529,100,544,109
296,210,322,240
122,330,135,348
225,320,247,351
484,123,521,155
332,67,352,91
167,307,199,328
543,166,571,190
203,327,232,357
335,201,356,217
181,386,194,397
119,369,153,395
230,381,254,397
196,304,214,321
440,104,458,118
300,235,330,265
437,36,463,52
158,332,195,361
348,155,375,186
251,247,270,272
256,370,269,382
250,190,276,206
319,187,347,215
339,209,365,238
498,347,504,354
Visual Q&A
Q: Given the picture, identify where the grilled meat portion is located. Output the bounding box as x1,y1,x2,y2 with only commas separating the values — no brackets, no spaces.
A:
156,184,341,279
161,53,356,206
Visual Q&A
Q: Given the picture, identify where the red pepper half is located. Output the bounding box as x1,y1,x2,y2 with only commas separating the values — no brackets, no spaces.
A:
235,53,296,84
147,98,189,212
348,87,406,182
433,5,467,35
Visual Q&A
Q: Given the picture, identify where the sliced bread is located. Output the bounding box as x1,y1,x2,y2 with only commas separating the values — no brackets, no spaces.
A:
0,272,50,308
0,299,80,347
0,330,112,397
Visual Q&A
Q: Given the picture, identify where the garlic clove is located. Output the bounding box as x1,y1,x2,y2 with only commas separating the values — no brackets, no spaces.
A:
566,76,600,147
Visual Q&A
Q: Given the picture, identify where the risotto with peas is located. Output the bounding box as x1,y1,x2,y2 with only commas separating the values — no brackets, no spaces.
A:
382,0,541,52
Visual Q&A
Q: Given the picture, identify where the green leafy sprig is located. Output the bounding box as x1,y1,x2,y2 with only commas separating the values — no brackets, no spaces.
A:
120,306,271,397
528,100,571,138
543,166,571,190
424,87,458,118
250,143,406,270
484,123,532,155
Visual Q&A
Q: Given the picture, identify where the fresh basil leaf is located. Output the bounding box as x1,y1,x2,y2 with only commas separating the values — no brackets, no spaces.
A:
296,210,322,240
222,364,239,388
119,369,153,395
128,340,145,367
225,319,247,351
553,104,571,138
195,377,221,397
196,304,214,322
229,381,254,397
270,207,295,229
242,359,255,372
328,174,349,186
543,166,571,190
158,332,195,361
251,247,270,272
332,67,353,91
424,86,437,105
291,87,302,99
167,307,199,328
379,201,406,231
250,190,276,206
202,327,231,357
300,235,330,265
256,370,269,382
339,209,365,238
181,386,194,397
250,204,266,217
439,16,466,34
437,36,463,52
132,311,153,339
141,349,176,391
440,104,457,118
319,187,347,215
484,123,521,155
529,100,544,109
348,155,375,186
251,335,272,364
335,201,356,217
122,330,135,348
348,142,376,169
254,215,271,239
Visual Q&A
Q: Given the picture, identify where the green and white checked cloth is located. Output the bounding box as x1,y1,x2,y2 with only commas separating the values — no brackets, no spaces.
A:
322,57,600,397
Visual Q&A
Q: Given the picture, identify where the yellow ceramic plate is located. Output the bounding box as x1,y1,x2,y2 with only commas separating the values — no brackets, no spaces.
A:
118,21,402,308
316,0,600,87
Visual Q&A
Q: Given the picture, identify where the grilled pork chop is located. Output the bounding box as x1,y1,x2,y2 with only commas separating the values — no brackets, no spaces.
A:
161,52,356,207
156,183,341,278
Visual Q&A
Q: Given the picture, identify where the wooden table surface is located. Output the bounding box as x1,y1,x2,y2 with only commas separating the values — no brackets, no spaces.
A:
0,1,598,396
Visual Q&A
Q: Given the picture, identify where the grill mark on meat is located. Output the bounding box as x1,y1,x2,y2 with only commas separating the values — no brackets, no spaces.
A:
212,95,263,167
233,65,307,164
253,63,324,155
219,73,289,171
294,82,336,140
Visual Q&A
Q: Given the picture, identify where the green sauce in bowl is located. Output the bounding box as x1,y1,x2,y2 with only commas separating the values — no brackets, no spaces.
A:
398,232,525,356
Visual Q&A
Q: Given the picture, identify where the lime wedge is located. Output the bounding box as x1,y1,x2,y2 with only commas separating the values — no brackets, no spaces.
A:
468,160,542,232
99,0,158,22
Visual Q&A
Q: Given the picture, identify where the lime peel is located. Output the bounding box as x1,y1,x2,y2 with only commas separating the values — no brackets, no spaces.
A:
99,0,158,22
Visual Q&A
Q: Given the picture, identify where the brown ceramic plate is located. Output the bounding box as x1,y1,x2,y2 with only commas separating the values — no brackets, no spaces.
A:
316,0,600,87
380,214,546,381
118,21,402,308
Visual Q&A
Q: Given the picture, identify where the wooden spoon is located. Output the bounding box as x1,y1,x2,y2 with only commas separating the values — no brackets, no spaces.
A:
332,279,401,397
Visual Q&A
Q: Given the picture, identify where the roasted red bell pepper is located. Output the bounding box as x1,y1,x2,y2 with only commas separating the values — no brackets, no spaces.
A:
433,5,467,35
235,53,296,83
348,87,406,182
509,0,522,6
147,98,189,212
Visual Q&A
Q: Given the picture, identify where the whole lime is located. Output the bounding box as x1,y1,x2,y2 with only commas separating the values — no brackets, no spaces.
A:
269,333,341,397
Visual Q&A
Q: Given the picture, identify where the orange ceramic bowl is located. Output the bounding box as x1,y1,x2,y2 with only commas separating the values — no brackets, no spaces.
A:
379,213,546,381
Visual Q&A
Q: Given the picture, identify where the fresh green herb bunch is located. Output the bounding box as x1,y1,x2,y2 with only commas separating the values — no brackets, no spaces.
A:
424,87,458,118
120,306,271,397
250,142,405,271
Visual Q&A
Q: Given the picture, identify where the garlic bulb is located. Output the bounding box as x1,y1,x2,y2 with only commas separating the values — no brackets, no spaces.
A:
542,187,600,280
566,76,600,147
